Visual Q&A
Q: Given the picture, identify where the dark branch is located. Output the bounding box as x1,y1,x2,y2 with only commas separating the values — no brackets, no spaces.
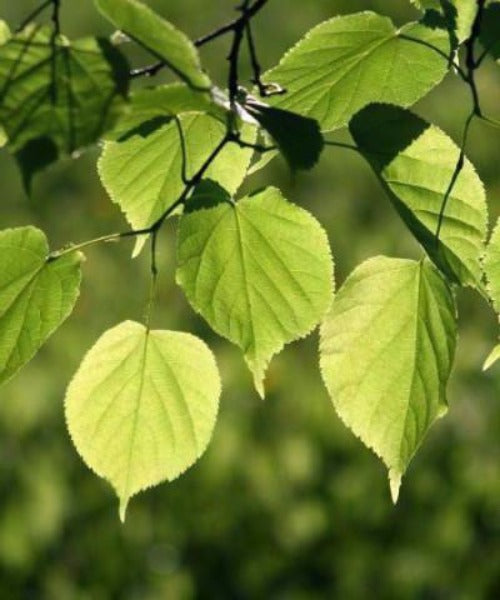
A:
16,0,52,32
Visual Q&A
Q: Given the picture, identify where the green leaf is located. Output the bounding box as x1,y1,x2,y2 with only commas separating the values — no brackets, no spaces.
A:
108,83,225,139
98,112,255,232
65,320,220,521
242,100,324,170
483,344,500,370
176,186,334,396
0,227,82,387
350,104,487,289
480,2,500,63
484,218,500,311
0,20,9,45
411,0,478,43
263,12,450,132
0,25,129,185
95,0,210,89
320,257,457,501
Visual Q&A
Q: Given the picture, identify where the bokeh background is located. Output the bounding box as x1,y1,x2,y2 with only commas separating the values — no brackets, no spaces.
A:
1,1,500,598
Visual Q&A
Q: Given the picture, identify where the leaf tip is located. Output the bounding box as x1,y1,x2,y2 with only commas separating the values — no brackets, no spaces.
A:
483,345,500,371
119,497,129,523
388,469,402,504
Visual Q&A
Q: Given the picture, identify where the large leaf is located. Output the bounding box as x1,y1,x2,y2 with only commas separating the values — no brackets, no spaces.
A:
484,217,500,311
95,0,210,89
176,186,334,396
263,12,450,132
320,257,457,501
0,227,82,387
98,112,255,232
411,0,478,43
350,104,487,289
65,320,220,520
0,25,129,186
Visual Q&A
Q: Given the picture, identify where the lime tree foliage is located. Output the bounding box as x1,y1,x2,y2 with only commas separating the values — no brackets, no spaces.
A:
0,0,498,520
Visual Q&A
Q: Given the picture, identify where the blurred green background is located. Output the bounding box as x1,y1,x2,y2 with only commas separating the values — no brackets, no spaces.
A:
1,1,500,598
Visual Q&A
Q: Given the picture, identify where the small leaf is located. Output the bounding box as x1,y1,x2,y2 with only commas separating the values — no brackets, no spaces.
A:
320,257,457,501
95,0,210,89
350,104,487,289
98,112,255,232
0,20,9,45
243,100,324,170
108,83,226,140
0,25,129,180
411,0,478,44
264,12,450,132
65,321,220,520
483,344,500,371
176,186,334,396
0,227,82,387
484,217,500,311
480,2,500,63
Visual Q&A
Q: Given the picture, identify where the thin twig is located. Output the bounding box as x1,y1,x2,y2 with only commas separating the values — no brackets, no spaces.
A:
324,140,360,153
16,0,52,32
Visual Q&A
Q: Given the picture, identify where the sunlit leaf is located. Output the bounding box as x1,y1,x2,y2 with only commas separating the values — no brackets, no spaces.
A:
263,12,450,131
98,112,255,232
65,320,220,520
350,104,487,289
95,0,210,89
411,0,478,44
176,186,334,396
320,257,457,501
0,227,82,387
484,217,500,311
483,344,500,370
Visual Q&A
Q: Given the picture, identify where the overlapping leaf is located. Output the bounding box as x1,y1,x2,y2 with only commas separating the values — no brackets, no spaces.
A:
98,111,256,232
0,227,82,387
95,0,210,89
0,24,129,186
411,0,478,43
65,321,220,520
263,11,450,132
320,257,457,501
176,186,334,396
350,104,487,289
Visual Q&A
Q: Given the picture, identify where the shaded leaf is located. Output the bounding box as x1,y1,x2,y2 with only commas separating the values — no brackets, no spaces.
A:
350,104,487,289
320,257,457,501
480,2,500,63
65,320,220,520
95,0,210,89
0,227,82,387
0,25,129,178
176,186,334,396
243,100,323,170
263,12,450,132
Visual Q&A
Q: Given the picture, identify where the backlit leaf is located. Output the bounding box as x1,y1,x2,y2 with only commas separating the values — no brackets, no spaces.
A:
65,320,220,520
264,12,450,131
350,104,487,289
320,257,457,501
176,186,334,396
0,227,82,387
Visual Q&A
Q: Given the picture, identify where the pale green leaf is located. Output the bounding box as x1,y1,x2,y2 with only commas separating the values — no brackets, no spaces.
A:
0,20,9,45
483,344,500,370
95,0,210,89
98,112,255,232
0,25,129,185
0,227,82,387
176,186,334,396
0,125,6,148
263,12,450,132
320,257,457,501
411,0,478,43
350,104,487,289
65,320,220,520
484,217,500,311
